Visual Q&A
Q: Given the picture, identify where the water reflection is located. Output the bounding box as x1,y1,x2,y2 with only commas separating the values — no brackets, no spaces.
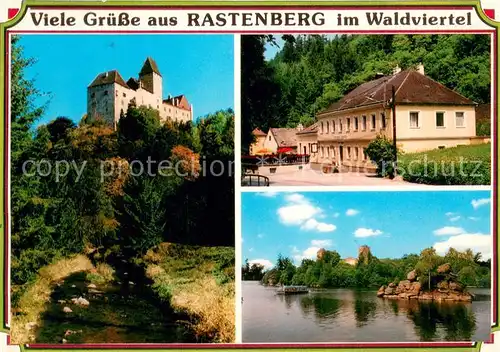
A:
242,282,490,342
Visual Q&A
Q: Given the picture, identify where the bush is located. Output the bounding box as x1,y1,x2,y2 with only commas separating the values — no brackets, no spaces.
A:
398,144,490,185
365,136,398,178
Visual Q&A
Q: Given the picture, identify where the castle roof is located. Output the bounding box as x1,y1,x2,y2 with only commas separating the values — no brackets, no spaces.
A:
318,69,475,116
88,70,128,89
163,94,191,111
139,57,162,77
126,77,140,91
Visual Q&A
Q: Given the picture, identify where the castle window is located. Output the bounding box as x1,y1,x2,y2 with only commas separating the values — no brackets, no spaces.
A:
116,91,118,97
157,105,159,109
104,91,108,96
91,92,95,98
123,93,126,98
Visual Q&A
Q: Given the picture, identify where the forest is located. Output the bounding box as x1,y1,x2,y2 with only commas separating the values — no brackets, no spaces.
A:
242,34,491,151
243,247,491,290
10,36,235,343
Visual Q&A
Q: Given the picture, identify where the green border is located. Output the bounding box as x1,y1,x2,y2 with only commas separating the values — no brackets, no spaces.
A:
0,0,499,350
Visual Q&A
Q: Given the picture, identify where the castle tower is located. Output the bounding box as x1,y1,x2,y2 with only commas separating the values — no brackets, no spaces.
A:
139,57,163,108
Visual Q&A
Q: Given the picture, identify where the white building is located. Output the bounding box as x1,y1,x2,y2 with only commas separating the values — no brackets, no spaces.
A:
87,57,193,129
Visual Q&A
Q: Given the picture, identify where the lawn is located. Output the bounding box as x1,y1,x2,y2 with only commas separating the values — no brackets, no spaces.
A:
143,243,235,343
398,143,491,185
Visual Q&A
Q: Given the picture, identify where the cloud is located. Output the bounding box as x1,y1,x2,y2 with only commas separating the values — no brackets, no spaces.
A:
292,240,333,262
277,202,321,225
449,216,461,222
471,198,490,209
433,233,491,260
346,209,360,216
310,239,333,247
433,226,465,236
354,228,383,238
248,259,274,270
276,193,335,233
293,246,321,262
445,212,456,217
468,217,480,221
300,219,336,232
257,191,278,198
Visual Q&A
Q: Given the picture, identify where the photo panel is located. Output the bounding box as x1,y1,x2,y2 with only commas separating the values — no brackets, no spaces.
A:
7,33,235,344
241,33,493,188
241,190,493,343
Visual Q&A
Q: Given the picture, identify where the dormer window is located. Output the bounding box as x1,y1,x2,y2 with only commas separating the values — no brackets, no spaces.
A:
104,91,108,96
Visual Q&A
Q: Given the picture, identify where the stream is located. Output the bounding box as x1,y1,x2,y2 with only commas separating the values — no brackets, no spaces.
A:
34,254,194,343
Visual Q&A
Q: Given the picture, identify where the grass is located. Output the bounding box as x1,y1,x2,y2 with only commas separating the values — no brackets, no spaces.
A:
398,143,491,185
11,255,94,344
143,243,235,343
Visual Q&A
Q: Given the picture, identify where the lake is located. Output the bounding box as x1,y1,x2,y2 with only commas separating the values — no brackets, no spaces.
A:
242,281,491,343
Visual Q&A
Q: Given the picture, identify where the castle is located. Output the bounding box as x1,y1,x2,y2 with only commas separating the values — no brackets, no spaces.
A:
87,57,193,129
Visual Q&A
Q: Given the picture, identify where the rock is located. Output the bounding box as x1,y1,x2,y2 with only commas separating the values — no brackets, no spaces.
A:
449,281,463,292
71,297,89,307
388,282,396,288
410,282,421,293
437,263,451,274
437,281,449,290
25,322,38,330
407,270,417,282
384,287,396,295
398,280,411,290
87,283,97,289
63,307,73,313
71,285,76,288
377,286,386,297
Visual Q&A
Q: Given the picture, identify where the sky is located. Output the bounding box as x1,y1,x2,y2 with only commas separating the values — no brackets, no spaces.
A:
242,190,492,270
18,34,234,126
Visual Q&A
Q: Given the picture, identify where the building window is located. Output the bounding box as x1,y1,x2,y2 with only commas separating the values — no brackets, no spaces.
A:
326,121,329,133
123,93,127,97
354,117,359,131
321,122,324,134
332,120,336,133
347,118,351,131
269,136,271,141
371,114,376,130
347,147,351,159
410,112,420,128
436,112,445,128
381,112,386,129
331,146,335,158
91,92,95,98
360,147,365,160
362,116,367,131
455,112,465,127
115,91,118,97
321,147,324,157
326,147,329,158
104,91,108,96
157,105,159,109
339,120,343,133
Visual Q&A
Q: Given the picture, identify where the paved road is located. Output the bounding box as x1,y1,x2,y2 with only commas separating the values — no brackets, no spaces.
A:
246,167,428,187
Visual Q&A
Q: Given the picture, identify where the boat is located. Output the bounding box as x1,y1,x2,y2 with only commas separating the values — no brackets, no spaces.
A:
276,285,309,295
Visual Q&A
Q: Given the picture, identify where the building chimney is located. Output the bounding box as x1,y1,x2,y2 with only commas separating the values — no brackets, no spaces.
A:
393,65,401,75
417,63,425,75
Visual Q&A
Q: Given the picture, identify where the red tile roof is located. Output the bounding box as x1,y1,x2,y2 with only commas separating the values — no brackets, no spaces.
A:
319,70,475,116
252,128,267,136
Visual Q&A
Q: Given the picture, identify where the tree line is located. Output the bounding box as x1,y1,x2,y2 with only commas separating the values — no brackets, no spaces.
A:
243,247,491,290
242,34,491,151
